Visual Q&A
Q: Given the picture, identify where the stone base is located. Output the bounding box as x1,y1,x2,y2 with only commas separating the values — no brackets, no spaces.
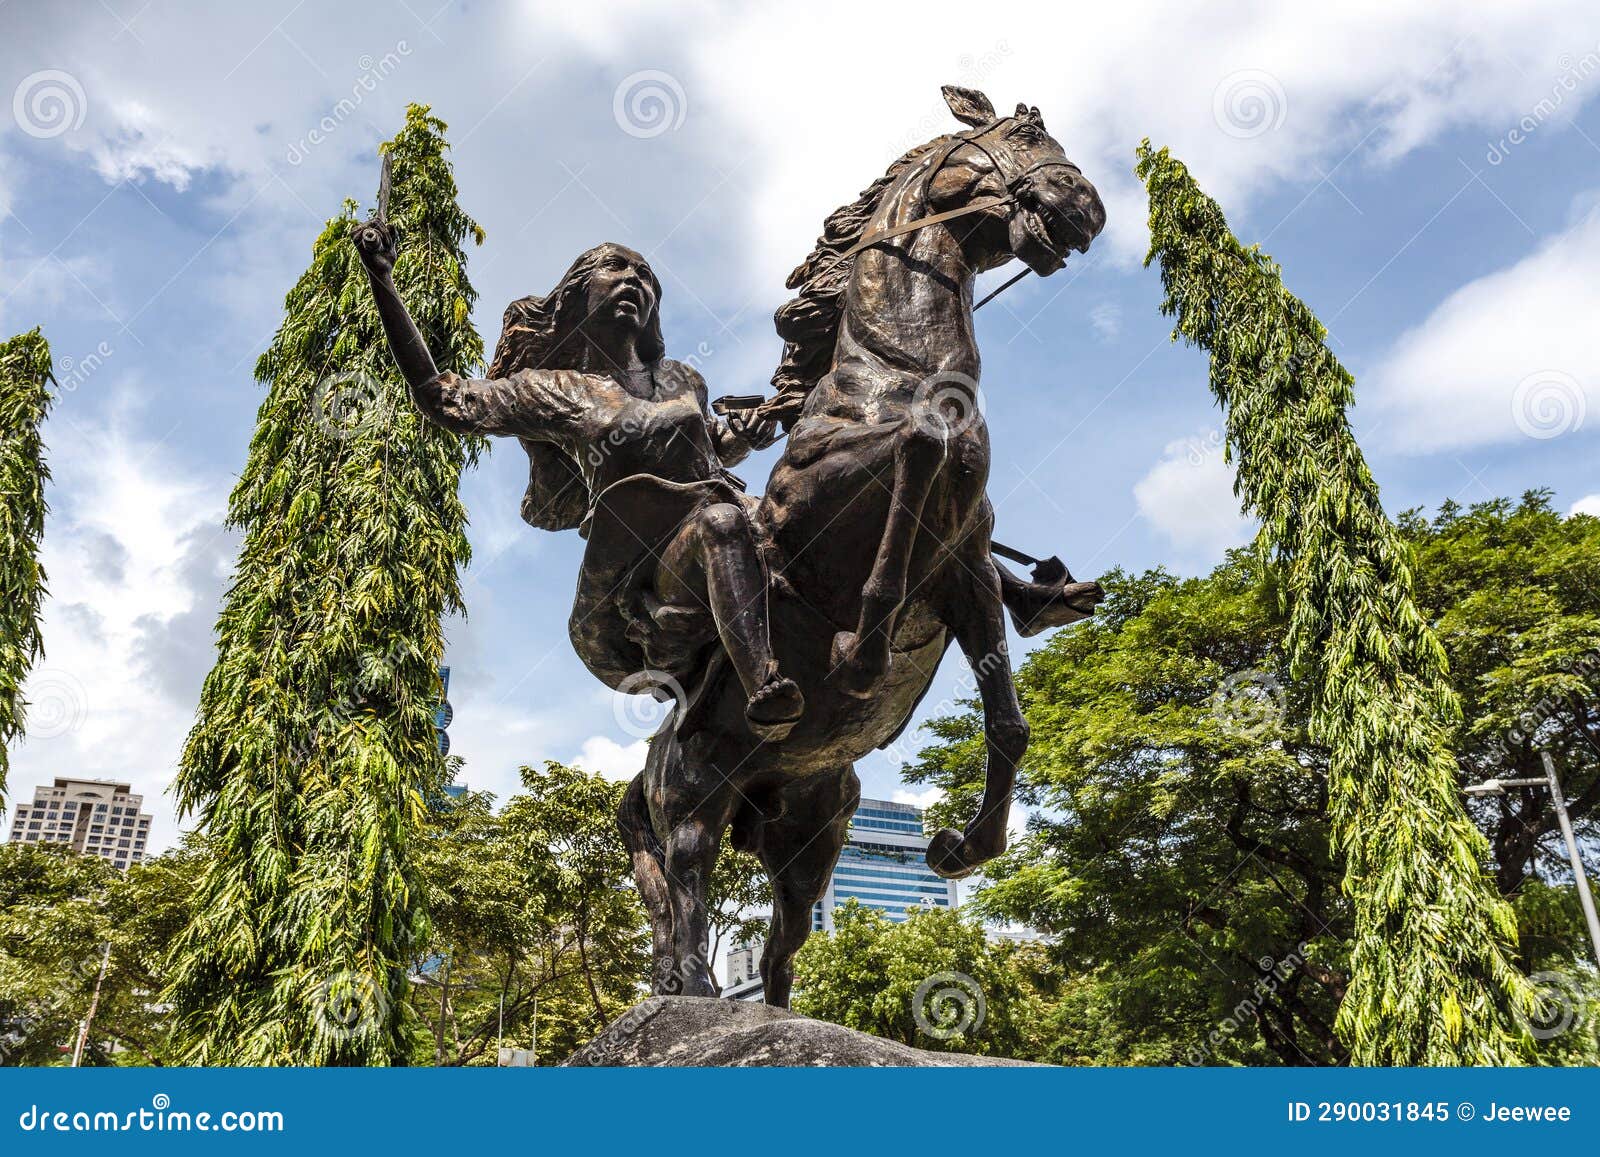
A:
563,996,1039,1067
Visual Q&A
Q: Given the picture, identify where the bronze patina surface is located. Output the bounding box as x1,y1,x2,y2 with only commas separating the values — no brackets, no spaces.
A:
355,85,1106,1005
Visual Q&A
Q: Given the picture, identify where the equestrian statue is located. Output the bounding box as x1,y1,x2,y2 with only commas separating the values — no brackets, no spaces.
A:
353,84,1107,1007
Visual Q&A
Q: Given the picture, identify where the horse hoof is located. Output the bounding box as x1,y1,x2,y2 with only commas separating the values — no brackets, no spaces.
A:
925,828,977,879
746,676,804,742
830,631,880,699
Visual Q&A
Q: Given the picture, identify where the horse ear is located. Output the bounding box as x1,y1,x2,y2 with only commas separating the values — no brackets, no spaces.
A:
1015,102,1029,116
942,85,997,127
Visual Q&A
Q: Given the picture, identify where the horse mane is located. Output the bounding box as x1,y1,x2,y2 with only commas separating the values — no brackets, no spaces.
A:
768,136,953,419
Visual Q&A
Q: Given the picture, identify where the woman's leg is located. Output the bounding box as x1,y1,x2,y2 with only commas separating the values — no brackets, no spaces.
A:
657,503,803,738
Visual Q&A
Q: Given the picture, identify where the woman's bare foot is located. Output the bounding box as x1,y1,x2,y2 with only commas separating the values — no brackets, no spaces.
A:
745,672,804,741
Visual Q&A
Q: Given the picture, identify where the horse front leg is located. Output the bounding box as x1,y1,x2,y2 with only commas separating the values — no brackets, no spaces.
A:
927,555,1028,879
831,419,947,697
654,756,739,997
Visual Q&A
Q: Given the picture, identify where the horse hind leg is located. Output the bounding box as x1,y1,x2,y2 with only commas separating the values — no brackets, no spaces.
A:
831,418,948,698
617,771,673,983
755,766,859,1008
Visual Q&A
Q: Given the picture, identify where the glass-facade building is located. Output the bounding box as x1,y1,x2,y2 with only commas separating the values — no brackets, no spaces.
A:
810,797,959,932
724,797,960,1000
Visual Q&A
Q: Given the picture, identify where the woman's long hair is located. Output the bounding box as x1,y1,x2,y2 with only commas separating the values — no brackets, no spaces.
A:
489,243,666,531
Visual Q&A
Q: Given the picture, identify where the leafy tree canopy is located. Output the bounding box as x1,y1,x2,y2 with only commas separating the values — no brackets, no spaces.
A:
792,901,1055,1059
1133,143,1529,1064
909,493,1599,1064
0,328,53,803
167,104,484,1065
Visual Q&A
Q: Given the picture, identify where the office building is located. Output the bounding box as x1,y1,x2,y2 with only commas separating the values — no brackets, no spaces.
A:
723,796,960,999
811,797,959,931
6,777,153,870
723,940,765,1002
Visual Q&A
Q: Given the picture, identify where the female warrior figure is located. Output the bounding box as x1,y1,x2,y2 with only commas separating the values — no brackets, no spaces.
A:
352,224,805,740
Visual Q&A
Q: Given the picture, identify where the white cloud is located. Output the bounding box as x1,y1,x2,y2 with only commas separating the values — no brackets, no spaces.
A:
7,2,1600,311
1089,301,1122,342
87,102,211,190
669,2,1600,279
6,395,227,850
892,786,945,810
1133,432,1255,559
440,694,560,804
1571,493,1600,517
1365,207,1600,452
569,735,648,782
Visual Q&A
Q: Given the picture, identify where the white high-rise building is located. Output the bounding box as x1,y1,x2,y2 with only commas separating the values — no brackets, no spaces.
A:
6,777,153,870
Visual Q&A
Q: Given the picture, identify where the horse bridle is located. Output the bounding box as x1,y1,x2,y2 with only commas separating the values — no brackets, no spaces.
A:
800,115,1084,307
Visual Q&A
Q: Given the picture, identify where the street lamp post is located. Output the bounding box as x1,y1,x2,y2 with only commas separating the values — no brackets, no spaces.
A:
71,941,111,1068
1464,751,1600,969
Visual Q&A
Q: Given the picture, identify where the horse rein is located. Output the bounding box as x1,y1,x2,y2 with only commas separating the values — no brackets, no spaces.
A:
794,117,1083,310
731,119,1082,426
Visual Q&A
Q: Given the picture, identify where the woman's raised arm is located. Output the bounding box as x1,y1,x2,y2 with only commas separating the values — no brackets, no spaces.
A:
351,218,564,439
352,218,441,392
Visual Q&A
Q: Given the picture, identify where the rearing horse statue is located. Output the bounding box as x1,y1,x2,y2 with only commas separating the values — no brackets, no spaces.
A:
354,84,1105,1009
621,85,1104,1004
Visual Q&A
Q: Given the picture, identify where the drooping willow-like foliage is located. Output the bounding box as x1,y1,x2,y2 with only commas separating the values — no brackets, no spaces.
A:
1136,142,1532,1065
168,105,485,1065
0,328,53,805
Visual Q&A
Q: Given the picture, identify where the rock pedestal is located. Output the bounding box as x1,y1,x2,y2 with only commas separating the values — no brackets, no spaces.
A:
563,996,1038,1067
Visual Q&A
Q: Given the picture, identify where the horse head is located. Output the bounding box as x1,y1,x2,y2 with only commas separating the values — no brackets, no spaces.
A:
929,85,1106,276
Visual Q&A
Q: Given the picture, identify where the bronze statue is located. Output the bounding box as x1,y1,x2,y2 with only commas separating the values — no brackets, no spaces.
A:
354,85,1106,1007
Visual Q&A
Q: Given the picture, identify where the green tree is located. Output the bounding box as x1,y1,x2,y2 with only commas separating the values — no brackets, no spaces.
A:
0,329,53,803
0,840,202,1066
911,558,1349,1065
168,105,484,1065
792,901,1053,1059
0,842,112,1066
407,764,650,1065
1134,143,1529,1065
912,493,1598,1064
96,839,208,1064
707,849,770,968
1402,494,1600,892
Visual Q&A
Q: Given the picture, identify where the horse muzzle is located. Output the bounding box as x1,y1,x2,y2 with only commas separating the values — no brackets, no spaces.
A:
1009,174,1105,273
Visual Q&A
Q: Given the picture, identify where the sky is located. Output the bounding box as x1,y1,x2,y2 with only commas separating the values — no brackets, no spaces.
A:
1,0,1598,859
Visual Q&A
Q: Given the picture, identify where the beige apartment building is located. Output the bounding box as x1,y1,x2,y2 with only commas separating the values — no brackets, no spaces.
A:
6,777,153,870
